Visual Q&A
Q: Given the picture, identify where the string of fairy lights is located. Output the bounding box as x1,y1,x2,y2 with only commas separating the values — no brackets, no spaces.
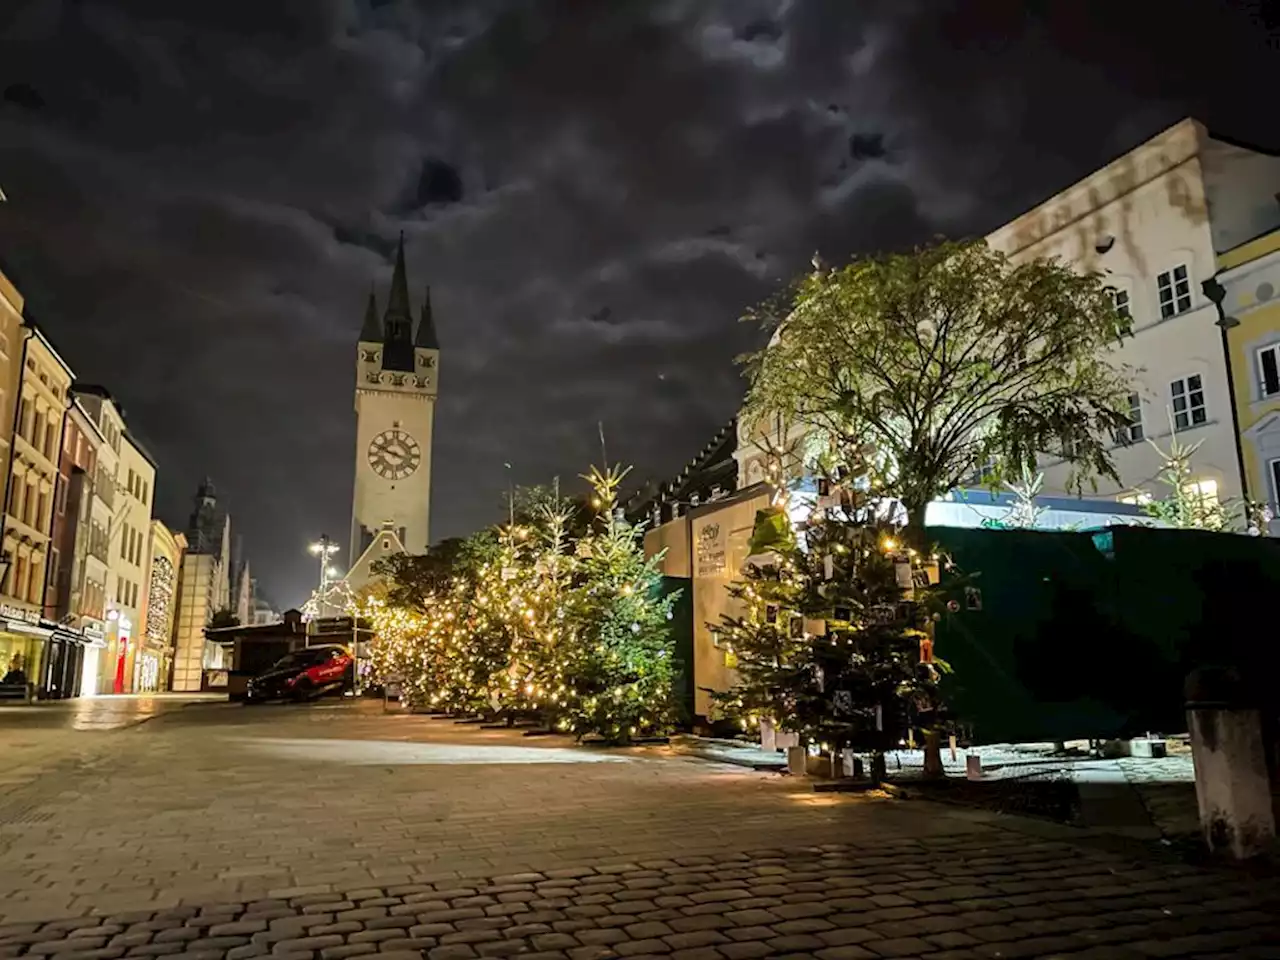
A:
355,465,680,743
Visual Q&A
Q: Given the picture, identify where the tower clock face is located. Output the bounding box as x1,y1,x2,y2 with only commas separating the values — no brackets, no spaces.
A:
368,429,421,480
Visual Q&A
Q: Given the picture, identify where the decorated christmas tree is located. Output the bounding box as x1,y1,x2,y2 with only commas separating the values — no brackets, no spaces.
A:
714,470,950,779
553,464,680,742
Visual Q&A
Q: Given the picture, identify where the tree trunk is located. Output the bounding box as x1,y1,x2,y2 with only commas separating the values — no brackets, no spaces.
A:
903,502,946,779
922,729,945,779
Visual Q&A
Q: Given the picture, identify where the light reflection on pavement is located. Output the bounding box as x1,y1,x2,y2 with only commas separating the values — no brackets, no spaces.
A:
0,693,226,731
238,736,636,765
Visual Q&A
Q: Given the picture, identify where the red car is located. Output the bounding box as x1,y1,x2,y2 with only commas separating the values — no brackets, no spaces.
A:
245,644,354,702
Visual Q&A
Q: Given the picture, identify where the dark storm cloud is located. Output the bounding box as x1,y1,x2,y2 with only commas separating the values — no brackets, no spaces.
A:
0,0,1272,604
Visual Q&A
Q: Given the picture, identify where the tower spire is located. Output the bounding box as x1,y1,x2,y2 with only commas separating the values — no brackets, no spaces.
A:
379,232,416,371
358,284,381,342
415,285,439,348
384,231,411,333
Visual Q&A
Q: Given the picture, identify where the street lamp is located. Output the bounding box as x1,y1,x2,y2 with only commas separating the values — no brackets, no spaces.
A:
308,535,341,618
1202,276,1250,526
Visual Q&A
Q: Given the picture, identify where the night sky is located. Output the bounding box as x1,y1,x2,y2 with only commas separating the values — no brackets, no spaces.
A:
0,1,1275,607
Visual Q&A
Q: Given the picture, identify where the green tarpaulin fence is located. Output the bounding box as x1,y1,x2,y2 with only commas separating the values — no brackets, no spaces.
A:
929,524,1280,743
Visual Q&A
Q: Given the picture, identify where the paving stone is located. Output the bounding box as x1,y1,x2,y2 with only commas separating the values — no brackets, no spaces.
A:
864,937,934,958
662,931,727,951
613,940,671,956
271,935,346,955
427,947,477,960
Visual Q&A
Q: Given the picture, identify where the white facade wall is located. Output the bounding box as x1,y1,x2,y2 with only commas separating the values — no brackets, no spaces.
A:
985,119,1280,506
734,120,1280,515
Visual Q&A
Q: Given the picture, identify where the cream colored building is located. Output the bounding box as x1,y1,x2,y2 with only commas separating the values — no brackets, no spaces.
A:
116,430,157,691
171,481,231,692
72,387,133,692
348,235,439,588
985,118,1280,507
143,521,185,691
2,326,73,623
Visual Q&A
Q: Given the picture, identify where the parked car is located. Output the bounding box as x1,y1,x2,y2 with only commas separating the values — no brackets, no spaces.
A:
245,644,353,703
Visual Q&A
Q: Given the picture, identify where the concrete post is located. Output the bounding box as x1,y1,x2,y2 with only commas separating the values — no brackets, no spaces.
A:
1185,667,1276,860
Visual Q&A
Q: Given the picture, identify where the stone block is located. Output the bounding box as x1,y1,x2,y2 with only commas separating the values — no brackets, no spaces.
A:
1187,707,1277,859
1128,739,1167,759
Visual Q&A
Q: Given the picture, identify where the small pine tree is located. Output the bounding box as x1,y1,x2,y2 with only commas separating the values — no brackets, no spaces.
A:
554,464,679,742
1139,434,1233,531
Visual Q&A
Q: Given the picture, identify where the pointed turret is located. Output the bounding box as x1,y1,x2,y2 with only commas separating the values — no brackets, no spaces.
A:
415,285,439,348
383,232,412,340
358,285,381,342
380,232,416,371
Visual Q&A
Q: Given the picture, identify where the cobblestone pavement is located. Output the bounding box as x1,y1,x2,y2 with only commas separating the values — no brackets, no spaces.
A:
1,701,1278,959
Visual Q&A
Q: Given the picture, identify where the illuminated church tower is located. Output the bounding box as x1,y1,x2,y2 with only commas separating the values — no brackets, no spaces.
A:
347,234,439,579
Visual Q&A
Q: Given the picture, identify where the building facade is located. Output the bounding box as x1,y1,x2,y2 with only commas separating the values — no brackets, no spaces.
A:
985,118,1280,509
1217,226,1280,530
171,481,231,692
0,325,73,691
42,399,110,696
349,235,439,582
144,520,185,692
116,428,157,692
73,386,158,694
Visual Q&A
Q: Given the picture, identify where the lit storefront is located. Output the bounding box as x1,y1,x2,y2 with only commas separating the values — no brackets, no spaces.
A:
0,604,48,692
77,620,106,697
0,603,97,699
100,611,134,696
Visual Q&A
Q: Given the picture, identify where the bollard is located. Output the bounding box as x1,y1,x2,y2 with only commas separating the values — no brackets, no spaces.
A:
787,745,808,776
1185,667,1276,860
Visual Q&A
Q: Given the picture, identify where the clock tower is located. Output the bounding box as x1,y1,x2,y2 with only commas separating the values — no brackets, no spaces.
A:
349,234,439,569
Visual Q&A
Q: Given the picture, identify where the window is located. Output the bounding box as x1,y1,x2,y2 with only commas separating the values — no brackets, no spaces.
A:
1109,287,1131,319
47,549,59,591
1171,375,1207,431
1189,478,1219,507
1116,392,1144,444
141,481,148,506
11,555,26,600
1157,265,1192,319
35,491,46,527
17,399,29,441
121,524,130,560
1259,344,1280,398
1119,491,1153,506
1270,459,1280,512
